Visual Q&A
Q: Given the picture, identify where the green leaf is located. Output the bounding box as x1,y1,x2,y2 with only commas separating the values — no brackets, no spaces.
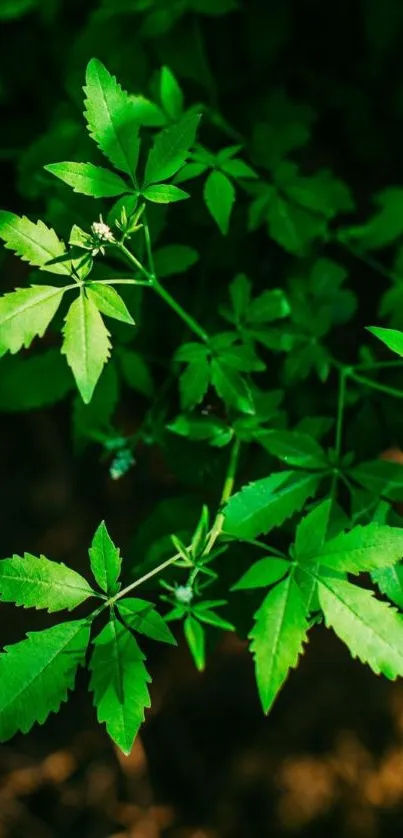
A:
62,292,111,404
118,348,154,397
184,616,205,671
144,114,200,185
118,598,176,644
294,500,331,559
45,162,129,198
142,184,189,203
90,614,151,754
0,350,73,411
260,430,327,469
0,620,90,741
372,563,403,610
203,170,235,235
167,415,232,447
367,326,403,357
0,285,66,356
232,557,290,590
0,211,70,275
349,459,403,501
250,575,309,713
211,359,254,414
179,357,210,410
0,554,95,612
174,342,209,363
174,162,207,184
224,471,321,539
194,609,235,631
247,289,290,323
318,576,403,678
89,521,121,596
86,283,135,325
153,244,199,277
84,58,140,181
266,192,327,254
160,66,184,120
220,158,258,179
340,188,403,250
314,524,403,574
229,273,252,321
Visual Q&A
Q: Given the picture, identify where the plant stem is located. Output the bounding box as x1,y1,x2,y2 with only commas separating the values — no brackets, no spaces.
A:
97,278,151,287
116,227,210,343
349,371,403,399
330,367,347,500
353,359,403,371
113,553,182,602
203,438,241,555
116,242,152,281
151,277,210,343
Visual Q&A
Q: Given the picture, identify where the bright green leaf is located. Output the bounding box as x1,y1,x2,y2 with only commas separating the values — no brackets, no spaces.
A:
144,114,200,185
84,58,140,181
250,575,309,713
86,283,135,325
318,577,403,679
0,620,90,741
0,554,95,612
142,184,189,203
90,615,151,754
160,66,184,120
367,326,403,357
89,521,121,596
211,359,254,414
0,211,70,275
224,471,321,539
118,598,176,644
184,616,205,671
62,292,111,404
372,563,403,610
314,523,403,574
232,557,290,590
179,357,210,410
349,459,403,501
45,162,129,198
0,285,66,356
294,500,331,559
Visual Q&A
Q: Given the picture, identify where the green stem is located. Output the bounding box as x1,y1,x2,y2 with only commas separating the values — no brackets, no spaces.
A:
353,359,403,371
151,277,210,343
116,242,152,281
349,371,403,399
330,368,347,500
203,438,241,555
113,552,182,603
93,278,150,287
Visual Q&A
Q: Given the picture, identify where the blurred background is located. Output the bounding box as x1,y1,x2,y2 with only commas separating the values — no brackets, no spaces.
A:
3,0,403,835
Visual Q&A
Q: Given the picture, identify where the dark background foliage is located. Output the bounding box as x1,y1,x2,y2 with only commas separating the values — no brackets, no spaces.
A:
2,0,403,836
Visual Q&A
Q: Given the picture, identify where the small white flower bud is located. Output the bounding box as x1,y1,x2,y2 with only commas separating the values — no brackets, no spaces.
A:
91,220,115,243
175,585,193,604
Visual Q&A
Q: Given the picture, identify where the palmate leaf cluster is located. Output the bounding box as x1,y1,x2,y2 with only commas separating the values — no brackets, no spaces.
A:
3,6,403,757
